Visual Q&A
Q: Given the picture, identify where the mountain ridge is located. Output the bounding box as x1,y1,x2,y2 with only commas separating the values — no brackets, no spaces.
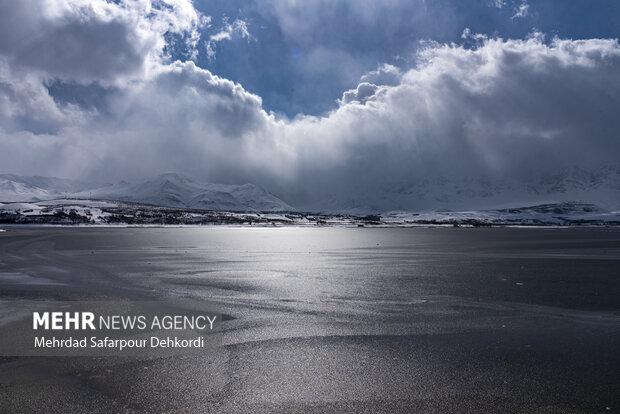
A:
0,173,294,212
2,165,620,213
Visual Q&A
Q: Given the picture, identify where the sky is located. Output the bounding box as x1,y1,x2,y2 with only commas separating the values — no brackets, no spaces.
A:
0,0,619,210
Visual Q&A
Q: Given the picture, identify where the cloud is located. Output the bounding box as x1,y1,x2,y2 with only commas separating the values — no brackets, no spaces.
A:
339,83,385,105
511,1,530,19
0,0,206,85
0,57,77,135
359,64,402,86
192,0,620,119
0,59,270,181
269,36,620,209
0,1,619,211
205,18,251,60
0,0,209,136
461,28,488,42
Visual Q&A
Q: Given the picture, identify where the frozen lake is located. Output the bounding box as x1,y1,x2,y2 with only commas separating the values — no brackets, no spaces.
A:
1,227,619,413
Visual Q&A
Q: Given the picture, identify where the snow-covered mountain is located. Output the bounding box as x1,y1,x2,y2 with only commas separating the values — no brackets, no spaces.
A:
382,202,620,226
1,199,617,226
308,164,620,213
1,165,619,213
0,173,293,212
0,174,87,202
73,173,294,212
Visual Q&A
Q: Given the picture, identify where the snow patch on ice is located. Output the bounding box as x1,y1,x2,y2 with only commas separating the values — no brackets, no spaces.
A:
0,202,43,211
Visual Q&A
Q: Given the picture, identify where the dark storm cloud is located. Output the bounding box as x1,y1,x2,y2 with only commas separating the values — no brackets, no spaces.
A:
0,0,203,84
0,0,206,136
282,36,620,209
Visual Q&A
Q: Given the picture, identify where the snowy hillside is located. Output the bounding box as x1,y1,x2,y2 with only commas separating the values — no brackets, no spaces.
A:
0,174,86,202
0,200,618,226
0,173,293,212
382,202,620,226
308,164,620,213
2,165,619,214
74,173,294,212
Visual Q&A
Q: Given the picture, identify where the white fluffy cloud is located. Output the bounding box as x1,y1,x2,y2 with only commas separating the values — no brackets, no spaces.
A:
0,1,619,211
511,1,530,19
360,64,402,86
205,18,251,60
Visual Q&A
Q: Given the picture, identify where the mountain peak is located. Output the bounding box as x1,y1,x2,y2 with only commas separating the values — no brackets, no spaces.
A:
151,172,196,183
